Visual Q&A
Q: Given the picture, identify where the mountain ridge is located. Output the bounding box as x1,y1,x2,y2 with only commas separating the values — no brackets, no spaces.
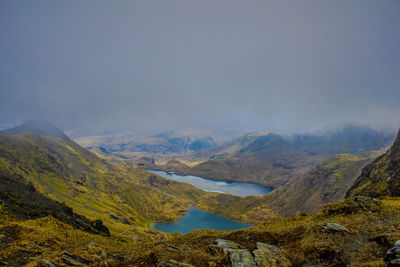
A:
157,124,395,187
347,128,400,198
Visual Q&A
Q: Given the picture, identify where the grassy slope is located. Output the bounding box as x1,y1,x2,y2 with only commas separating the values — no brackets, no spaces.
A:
266,152,381,217
2,197,400,266
0,124,277,233
0,130,205,234
196,193,277,224
347,129,400,198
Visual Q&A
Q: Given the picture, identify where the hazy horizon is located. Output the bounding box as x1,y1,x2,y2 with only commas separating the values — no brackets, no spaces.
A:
1,0,399,135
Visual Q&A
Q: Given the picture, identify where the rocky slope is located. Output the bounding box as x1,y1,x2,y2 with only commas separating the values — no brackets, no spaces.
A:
266,152,381,217
347,129,400,198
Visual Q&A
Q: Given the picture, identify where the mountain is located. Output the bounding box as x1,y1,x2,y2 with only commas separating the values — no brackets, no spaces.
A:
1,120,400,266
347,129,400,198
3,118,67,138
266,152,381,217
0,120,206,234
75,129,230,163
159,125,395,187
0,120,276,231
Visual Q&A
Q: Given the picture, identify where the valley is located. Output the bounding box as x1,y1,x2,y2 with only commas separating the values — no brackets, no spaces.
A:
0,120,399,266
2,1,399,265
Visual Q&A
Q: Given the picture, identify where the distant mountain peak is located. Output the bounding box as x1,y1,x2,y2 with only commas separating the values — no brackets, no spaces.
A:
3,118,66,138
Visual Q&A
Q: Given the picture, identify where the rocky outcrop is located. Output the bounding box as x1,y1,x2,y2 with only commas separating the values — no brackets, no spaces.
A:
385,241,400,266
347,128,400,198
253,242,291,266
209,239,291,267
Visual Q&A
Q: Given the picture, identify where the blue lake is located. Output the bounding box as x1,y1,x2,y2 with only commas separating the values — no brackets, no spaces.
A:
148,170,273,197
153,207,251,234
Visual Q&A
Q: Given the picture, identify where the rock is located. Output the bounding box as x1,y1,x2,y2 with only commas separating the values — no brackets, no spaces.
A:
159,259,194,267
228,249,257,267
61,252,90,266
385,241,400,266
322,223,349,233
252,242,291,267
209,239,256,267
209,239,245,255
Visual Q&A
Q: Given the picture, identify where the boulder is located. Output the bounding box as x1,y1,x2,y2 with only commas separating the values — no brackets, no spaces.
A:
252,242,291,267
385,241,400,266
209,239,245,255
228,249,257,267
209,239,257,267
322,223,349,233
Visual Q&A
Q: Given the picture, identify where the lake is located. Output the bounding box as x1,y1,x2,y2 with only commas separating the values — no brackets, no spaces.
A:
153,207,251,234
148,170,274,197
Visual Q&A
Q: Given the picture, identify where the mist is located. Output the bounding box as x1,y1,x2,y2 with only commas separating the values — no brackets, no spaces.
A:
1,0,399,135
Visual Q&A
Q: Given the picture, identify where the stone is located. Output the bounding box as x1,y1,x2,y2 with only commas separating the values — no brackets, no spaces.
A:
209,239,244,255
322,223,349,233
209,239,256,267
228,248,257,267
252,242,291,267
385,241,400,266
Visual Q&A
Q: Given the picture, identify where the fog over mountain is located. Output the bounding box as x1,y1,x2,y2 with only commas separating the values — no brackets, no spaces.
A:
0,0,399,135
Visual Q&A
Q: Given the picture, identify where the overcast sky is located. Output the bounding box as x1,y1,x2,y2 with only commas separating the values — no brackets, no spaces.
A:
0,0,399,135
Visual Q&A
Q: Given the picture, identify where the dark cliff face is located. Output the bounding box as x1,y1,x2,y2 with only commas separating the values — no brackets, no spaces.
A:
346,128,400,198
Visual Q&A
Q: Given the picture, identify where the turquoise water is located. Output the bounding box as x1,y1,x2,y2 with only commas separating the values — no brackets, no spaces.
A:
153,207,251,234
148,170,274,197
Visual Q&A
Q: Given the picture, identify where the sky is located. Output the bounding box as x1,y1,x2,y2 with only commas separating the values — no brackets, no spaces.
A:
0,0,399,135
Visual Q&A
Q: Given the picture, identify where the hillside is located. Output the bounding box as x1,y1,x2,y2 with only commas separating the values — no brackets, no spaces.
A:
159,125,395,187
2,196,400,266
347,129,400,198
266,152,381,217
0,120,207,234
1,120,400,266
0,170,109,236
0,120,278,232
